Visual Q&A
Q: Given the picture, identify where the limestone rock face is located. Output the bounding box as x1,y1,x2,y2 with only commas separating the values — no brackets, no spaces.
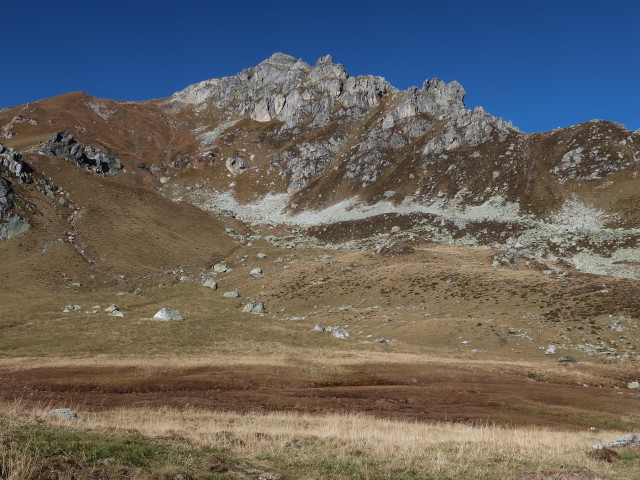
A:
174,52,395,128
172,53,521,198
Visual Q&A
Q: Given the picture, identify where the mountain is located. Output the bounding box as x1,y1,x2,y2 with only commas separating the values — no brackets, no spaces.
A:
1,53,640,437
1,52,639,280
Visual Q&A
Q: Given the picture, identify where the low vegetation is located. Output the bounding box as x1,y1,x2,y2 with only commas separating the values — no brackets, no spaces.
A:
2,403,640,479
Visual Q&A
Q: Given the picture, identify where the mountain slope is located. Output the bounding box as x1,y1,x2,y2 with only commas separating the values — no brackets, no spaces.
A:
0,52,639,279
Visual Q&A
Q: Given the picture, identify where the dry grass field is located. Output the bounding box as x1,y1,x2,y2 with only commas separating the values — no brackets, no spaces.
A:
2,401,640,479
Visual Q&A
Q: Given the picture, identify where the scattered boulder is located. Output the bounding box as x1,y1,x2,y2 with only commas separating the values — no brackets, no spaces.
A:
104,304,119,313
257,253,268,258
223,290,240,298
628,381,640,389
203,279,218,290
249,267,263,277
557,355,577,363
49,408,78,421
314,324,325,332
592,434,640,448
225,156,248,175
331,328,349,339
62,304,81,312
109,310,124,317
375,241,415,257
153,308,183,321
213,263,228,273
375,338,390,343
242,301,265,314
544,345,557,355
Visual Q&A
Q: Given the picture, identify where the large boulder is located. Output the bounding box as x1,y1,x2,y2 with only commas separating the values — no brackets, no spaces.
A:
153,308,183,321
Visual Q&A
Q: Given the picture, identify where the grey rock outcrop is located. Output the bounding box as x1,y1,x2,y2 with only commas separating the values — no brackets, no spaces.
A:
0,144,31,184
0,179,12,215
40,131,122,175
0,146,32,241
173,53,521,197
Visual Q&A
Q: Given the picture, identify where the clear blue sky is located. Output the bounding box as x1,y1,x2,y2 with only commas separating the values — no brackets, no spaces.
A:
2,0,639,133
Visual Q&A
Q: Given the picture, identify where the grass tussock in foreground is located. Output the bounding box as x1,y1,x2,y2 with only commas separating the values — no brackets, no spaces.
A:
2,403,639,479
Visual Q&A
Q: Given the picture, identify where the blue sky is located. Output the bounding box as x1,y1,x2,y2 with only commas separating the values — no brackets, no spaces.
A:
2,0,638,133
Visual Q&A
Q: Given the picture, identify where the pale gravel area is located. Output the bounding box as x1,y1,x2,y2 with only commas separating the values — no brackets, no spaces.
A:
164,183,640,279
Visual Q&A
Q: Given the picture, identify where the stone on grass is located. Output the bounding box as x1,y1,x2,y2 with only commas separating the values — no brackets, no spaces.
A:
104,304,119,313
314,324,325,332
331,328,349,339
375,338,389,343
153,308,183,321
109,310,124,317
257,253,268,258
249,267,263,277
62,304,81,312
592,434,640,448
213,263,228,273
49,408,78,421
242,301,265,314
223,290,240,298
557,355,577,363
628,381,640,389
544,345,557,355
203,279,218,290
